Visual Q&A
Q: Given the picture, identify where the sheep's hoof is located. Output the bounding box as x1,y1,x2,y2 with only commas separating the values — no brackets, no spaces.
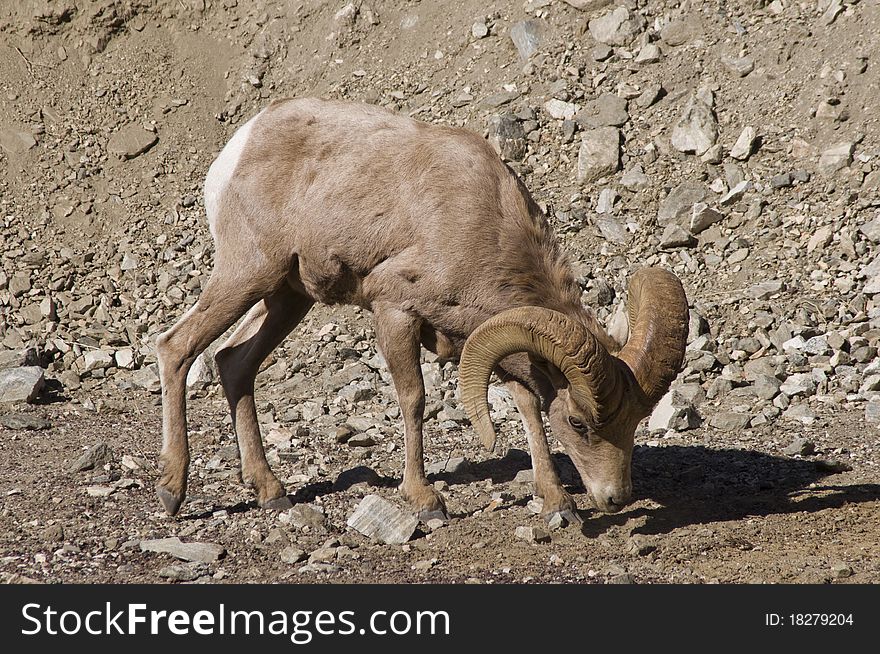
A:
418,508,450,523
260,495,293,512
543,509,583,528
157,486,184,517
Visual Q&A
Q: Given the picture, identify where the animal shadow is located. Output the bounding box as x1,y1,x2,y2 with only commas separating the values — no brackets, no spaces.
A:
583,444,880,537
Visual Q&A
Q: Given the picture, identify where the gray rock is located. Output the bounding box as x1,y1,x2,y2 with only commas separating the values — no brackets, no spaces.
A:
308,546,338,564
42,524,64,542
746,280,784,300
779,373,816,398
577,94,628,128
186,352,215,390
0,413,51,430
690,203,724,234
594,215,630,244
752,374,782,400
426,457,470,476
635,83,664,108
562,0,613,11
0,127,37,154
479,91,520,109
591,43,613,61
297,562,341,574
158,563,207,582
546,512,568,531
300,400,324,421
648,390,701,431
544,99,580,121
577,127,620,183
729,126,757,161
120,253,138,271
659,224,696,249
9,273,31,297
770,172,792,188
426,518,445,531
0,367,44,404
488,114,525,161
595,188,618,214
280,545,307,564
657,182,708,224
822,0,844,25
38,299,57,321
514,525,551,543
132,365,161,392
282,504,326,529
333,465,381,490
807,226,833,253
346,494,418,544
803,336,830,356
347,434,377,447
818,142,854,176
139,537,225,563
865,401,880,424
0,349,39,370
510,20,543,60
107,124,158,159
660,18,702,46
627,534,657,555
783,437,815,456
471,21,489,39
782,404,816,425
620,164,649,191
82,349,115,372
19,303,42,325
721,56,754,77
719,180,752,206
831,561,853,579
671,95,718,155
858,217,880,243
635,43,661,64
69,441,113,473
708,412,750,431
115,348,136,370
589,7,646,46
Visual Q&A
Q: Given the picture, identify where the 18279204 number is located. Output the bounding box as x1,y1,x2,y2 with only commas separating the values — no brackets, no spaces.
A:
790,614,854,626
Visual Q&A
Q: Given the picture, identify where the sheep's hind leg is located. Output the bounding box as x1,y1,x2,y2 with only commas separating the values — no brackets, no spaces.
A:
508,381,582,525
156,273,265,516
215,285,313,510
374,304,448,521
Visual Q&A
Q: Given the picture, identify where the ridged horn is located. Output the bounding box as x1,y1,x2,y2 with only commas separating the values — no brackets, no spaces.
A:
459,267,689,450
459,307,627,451
616,267,690,405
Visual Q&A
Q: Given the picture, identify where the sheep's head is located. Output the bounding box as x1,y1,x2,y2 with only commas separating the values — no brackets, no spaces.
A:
459,267,689,513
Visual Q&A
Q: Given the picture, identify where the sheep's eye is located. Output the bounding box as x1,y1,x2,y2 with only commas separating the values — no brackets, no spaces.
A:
568,416,586,430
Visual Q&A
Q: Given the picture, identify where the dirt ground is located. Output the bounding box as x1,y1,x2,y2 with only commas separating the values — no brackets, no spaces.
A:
0,0,878,584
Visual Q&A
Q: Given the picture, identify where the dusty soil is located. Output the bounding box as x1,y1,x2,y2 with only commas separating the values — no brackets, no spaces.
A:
0,0,878,584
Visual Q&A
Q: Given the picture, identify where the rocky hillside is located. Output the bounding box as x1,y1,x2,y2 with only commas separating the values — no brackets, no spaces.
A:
0,0,878,584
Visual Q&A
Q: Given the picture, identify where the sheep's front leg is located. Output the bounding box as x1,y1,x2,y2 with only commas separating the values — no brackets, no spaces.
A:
508,381,582,524
374,304,448,521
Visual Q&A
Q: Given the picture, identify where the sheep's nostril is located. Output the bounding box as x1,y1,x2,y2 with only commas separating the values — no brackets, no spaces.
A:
597,490,630,513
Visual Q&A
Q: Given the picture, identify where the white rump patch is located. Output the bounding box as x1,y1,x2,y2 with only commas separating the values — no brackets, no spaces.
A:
204,109,265,238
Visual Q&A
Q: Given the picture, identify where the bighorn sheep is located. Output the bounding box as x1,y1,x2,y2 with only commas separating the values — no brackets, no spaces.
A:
156,98,689,522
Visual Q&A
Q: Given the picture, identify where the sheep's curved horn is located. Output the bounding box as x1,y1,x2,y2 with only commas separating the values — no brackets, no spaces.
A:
616,267,690,405
459,307,628,451
459,267,688,450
